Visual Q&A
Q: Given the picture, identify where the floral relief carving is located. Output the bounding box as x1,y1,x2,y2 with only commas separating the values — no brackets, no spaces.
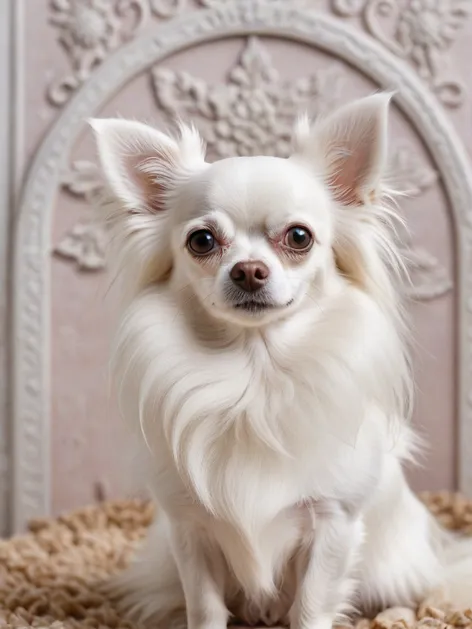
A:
385,145,452,301
54,161,107,270
388,143,439,197
331,0,471,107
55,38,451,301
48,0,150,106
54,220,107,271
152,37,344,160
47,0,470,108
401,243,452,300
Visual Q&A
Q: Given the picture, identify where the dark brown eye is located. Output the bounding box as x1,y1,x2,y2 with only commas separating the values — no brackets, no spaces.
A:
188,229,217,255
284,226,313,251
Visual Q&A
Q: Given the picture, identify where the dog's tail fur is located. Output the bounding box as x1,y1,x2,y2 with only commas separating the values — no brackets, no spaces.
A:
102,512,185,627
357,456,472,614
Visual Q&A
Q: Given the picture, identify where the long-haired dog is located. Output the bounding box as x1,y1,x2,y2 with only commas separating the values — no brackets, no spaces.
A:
91,94,472,629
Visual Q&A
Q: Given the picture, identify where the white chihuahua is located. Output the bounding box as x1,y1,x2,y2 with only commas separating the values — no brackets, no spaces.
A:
91,94,472,629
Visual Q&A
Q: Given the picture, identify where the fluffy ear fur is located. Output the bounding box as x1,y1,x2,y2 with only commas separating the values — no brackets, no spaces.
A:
90,118,205,213
292,93,391,206
89,119,206,294
293,94,406,315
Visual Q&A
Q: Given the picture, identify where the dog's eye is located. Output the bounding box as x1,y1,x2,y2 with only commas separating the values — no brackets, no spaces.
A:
187,229,217,255
284,226,313,251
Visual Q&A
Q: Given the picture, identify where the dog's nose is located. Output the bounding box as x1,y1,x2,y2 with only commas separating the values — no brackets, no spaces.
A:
230,260,270,292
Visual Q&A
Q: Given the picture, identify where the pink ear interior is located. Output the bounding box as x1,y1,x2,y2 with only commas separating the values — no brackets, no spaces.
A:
90,119,190,215
295,94,390,208
327,130,380,206
127,155,168,214
91,118,207,216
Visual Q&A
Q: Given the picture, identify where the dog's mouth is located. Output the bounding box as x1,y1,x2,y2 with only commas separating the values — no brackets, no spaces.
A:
232,299,294,314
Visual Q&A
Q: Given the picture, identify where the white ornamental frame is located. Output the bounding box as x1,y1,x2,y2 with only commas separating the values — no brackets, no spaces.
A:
12,1,472,532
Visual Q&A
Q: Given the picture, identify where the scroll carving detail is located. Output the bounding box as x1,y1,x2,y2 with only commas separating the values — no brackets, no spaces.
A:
48,0,149,106
331,0,471,107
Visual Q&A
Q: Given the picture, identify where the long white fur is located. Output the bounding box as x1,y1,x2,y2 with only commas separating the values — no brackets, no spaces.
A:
90,95,472,629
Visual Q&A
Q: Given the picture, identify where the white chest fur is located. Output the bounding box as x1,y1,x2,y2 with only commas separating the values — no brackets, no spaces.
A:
116,289,389,598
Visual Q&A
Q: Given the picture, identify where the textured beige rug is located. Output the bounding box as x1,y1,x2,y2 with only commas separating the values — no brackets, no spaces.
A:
1,493,472,629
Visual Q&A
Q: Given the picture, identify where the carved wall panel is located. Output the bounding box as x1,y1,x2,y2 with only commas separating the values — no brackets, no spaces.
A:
5,0,472,532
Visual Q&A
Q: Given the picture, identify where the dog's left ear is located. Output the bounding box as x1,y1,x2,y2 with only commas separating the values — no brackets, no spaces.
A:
292,93,391,206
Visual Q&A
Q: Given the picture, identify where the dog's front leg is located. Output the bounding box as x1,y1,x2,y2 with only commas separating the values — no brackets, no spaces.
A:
170,522,228,629
291,502,363,629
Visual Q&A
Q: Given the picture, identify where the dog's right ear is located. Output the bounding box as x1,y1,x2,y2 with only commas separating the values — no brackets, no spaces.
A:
89,118,206,214
89,119,206,291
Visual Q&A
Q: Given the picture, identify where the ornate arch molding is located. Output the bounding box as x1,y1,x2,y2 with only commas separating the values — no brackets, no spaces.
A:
12,1,472,531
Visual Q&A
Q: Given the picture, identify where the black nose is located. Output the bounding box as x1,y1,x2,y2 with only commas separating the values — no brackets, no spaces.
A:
230,260,270,292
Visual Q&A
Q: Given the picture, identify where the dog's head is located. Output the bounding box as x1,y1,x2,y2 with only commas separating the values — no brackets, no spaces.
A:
91,94,392,326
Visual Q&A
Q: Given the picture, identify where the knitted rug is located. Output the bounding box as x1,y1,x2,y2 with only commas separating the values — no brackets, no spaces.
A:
1,493,472,629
